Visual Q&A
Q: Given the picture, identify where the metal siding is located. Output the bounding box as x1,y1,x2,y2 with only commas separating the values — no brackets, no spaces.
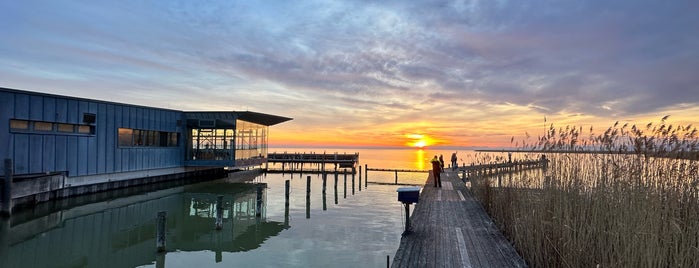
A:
55,135,67,172
43,97,56,121
105,104,115,173
115,105,123,172
14,93,29,120
13,134,29,174
87,102,98,174
0,92,13,164
55,98,68,122
29,134,43,173
29,95,43,120
130,106,137,129
42,135,56,172
67,136,78,176
97,103,107,174
78,136,88,176
67,99,79,124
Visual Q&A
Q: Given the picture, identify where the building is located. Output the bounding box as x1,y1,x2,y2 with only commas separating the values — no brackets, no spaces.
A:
0,87,291,210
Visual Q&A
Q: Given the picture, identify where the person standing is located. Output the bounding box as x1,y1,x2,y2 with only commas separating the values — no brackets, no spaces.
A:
451,152,458,170
431,155,442,187
438,154,445,169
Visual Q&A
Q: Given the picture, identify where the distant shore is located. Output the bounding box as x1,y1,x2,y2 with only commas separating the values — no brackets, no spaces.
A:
476,149,699,160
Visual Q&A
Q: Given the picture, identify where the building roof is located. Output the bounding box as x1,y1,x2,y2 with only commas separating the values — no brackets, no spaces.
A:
184,111,292,128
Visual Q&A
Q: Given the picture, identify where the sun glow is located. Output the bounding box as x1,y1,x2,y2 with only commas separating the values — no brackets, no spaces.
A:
406,133,434,149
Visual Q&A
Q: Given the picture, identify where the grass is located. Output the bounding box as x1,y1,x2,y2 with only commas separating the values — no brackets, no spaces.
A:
469,117,699,267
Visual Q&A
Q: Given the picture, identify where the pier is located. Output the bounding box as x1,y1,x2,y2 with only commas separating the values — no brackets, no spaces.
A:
391,170,529,267
266,152,359,172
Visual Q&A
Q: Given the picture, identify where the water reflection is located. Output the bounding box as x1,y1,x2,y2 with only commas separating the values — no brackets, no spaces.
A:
0,174,282,268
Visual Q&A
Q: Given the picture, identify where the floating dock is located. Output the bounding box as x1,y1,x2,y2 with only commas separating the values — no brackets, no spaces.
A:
391,170,528,267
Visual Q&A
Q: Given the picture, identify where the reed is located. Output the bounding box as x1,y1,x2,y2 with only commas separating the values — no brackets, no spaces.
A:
470,116,699,267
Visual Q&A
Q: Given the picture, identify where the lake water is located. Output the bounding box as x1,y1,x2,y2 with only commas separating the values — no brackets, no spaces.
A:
1,148,491,268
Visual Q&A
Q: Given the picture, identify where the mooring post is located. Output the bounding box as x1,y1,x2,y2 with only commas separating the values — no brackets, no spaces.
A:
284,180,290,227
358,166,362,191
387,255,390,268
256,185,263,218
343,172,347,199
1,159,13,217
306,176,311,219
395,170,398,184
334,172,338,204
216,195,224,230
322,173,327,194
352,172,355,195
156,211,167,252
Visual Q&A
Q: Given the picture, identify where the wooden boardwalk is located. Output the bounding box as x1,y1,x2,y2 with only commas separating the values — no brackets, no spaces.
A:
391,171,527,268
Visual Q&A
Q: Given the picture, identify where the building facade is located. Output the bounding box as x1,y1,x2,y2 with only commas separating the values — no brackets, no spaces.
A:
0,87,290,207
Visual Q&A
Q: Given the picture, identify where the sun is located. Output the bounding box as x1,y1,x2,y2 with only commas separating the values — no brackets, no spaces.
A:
414,140,427,149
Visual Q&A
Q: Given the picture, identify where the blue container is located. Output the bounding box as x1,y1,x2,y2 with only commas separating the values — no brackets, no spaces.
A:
397,187,420,204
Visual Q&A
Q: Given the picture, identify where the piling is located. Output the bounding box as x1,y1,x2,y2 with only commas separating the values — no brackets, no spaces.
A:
156,211,167,252
306,176,311,219
352,172,355,195
364,164,368,185
322,173,327,194
1,159,13,217
395,170,398,184
358,166,362,192
343,172,347,199
215,195,224,230
284,180,290,227
334,172,338,205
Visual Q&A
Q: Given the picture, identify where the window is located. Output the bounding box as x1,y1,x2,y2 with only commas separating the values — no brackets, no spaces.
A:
10,119,29,130
118,128,178,148
118,128,134,146
9,119,94,136
57,123,74,133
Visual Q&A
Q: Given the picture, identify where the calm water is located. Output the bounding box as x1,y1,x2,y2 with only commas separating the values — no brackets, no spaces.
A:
1,148,486,268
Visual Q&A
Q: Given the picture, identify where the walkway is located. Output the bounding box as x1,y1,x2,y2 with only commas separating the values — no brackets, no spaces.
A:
391,171,527,268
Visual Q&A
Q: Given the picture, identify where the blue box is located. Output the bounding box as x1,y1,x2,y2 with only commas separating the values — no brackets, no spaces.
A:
397,187,420,204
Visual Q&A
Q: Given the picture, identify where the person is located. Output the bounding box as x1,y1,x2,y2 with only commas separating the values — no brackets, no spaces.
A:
450,152,458,170
438,154,444,169
431,155,442,187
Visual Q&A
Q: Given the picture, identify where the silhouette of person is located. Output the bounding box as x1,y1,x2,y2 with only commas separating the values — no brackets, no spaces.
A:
438,154,444,169
431,155,442,187
451,152,458,170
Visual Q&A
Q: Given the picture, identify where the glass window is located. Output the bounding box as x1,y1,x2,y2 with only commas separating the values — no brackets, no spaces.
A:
34,121,54,132
57,123,74,133
10,119,29,130
118,128,133,147
77,125,93,134
168,132,178,147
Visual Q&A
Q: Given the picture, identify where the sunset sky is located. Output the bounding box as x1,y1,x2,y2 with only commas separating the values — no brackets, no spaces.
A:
2,1,698,148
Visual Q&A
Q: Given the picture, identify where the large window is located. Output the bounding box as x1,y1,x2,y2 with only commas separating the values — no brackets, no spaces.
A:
118,128,179,147
235,120,268,160
190,128,234,160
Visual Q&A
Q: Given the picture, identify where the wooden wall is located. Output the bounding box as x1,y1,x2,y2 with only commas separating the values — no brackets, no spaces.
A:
0,89,185,176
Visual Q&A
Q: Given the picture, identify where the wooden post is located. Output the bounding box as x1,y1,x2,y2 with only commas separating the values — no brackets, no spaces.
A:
284,180,290,227
358,166,362,192
352,172,355,195
256,185,263,218
395,170,398,184
306,176,311,219
215,195,224,230
462,170,467,182
156,211,167,252
404,203,411,234
1,159,13,217
343,172,347,199
322,173,327,194
387,255,390,268
334,172,338,205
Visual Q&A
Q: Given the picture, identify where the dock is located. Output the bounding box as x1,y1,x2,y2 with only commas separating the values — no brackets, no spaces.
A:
266,152,359,171
391,170,527,267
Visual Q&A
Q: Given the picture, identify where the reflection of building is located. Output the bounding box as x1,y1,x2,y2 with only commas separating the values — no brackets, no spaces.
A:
0,87,291,208
0,178,282,268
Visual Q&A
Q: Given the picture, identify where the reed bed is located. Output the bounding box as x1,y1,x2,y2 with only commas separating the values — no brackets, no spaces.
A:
470,117,699,267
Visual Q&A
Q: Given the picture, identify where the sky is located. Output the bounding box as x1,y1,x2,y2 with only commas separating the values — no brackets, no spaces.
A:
1,0,698,148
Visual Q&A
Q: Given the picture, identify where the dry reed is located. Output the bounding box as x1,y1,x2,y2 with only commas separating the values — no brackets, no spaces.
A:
470,116,699,267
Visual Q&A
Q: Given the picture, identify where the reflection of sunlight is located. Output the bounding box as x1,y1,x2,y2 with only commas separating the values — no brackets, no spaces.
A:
414,149,425,170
